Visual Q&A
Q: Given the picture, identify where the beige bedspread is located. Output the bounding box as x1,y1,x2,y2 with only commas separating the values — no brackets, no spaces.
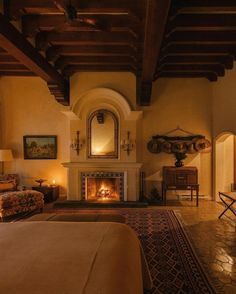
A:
0,222,152,294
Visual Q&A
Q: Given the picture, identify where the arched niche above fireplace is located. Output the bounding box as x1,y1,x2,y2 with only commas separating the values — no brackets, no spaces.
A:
88,109,118,159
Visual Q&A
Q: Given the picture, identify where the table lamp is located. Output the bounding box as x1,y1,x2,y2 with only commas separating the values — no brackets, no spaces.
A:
0,149,13,175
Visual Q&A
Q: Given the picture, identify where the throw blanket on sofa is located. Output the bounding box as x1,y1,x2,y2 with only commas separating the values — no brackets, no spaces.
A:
0,222,152,294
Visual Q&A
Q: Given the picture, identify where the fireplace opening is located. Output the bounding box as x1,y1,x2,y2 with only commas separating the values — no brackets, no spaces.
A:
81,172,124,201
88,178,119,201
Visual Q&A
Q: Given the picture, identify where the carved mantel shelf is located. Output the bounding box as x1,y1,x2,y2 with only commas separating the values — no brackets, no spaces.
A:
62,162,142,169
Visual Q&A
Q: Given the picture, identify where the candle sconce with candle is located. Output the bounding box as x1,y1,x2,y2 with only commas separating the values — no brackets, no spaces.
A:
121,131,135,156
70,131,84,155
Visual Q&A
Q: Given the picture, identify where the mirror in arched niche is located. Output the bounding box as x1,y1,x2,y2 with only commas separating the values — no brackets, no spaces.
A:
88,109,118,158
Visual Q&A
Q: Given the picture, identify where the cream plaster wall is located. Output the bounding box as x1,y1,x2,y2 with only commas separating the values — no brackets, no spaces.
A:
0,72,213,199
212,65,236,137
70,72,136,109
0,77,70,195
215,134,234,200
141,78,213,198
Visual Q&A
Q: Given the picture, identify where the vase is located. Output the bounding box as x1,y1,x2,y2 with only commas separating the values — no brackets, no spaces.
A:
175,160,184,167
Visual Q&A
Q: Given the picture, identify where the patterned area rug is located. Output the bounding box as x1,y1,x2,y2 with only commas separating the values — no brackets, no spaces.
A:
120,209,216,294
25,208,216,294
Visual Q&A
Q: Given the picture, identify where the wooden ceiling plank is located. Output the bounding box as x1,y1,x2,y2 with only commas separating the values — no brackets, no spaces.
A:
46,45,139,62
156,71,218,81
161,44,236,59
0,64,28,70
172,0,236,7
3,0,55,19
165,31,236,43
158,55,234,69
0,71,36,76
55,55,139,70
170,0,236,18
35,31,141,51
137,0,171,106
0,55,19,63
22,14,141,38
63,64,136,76
168,14,236,33
4,0,144,19
0,13,69,104
157,64,225,77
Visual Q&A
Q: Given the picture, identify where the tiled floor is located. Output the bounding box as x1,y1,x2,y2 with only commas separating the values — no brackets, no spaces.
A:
162,200,236,294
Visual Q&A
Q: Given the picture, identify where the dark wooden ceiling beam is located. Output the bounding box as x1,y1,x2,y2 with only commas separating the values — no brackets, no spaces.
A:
165,31,236,43
156,71,218,82
0,47,7,53
46,45,140,62
4,0,144,20
158,55,234,69
55,55,139,70
0,13,69,105
167,14,236,34
22,14,142,38
0,71,36,76
35,31,141,51
0,64,29,71
63,64,136,76
157,64,225,77
171,0,236,14
0,55,19,63
161,44,236,59
137,0,171,106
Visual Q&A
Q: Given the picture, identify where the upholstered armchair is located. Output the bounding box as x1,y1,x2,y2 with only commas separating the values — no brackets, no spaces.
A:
0,174,44,220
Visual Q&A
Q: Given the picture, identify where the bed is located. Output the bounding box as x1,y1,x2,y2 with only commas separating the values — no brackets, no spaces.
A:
0,221,152,294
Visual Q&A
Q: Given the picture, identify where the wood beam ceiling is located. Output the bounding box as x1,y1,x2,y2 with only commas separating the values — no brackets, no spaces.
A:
4,0,144,19
137,0,171,106
0,13,69,105
21,14,141,38
3,0,236,106
156,0,236,82
35,31,141,51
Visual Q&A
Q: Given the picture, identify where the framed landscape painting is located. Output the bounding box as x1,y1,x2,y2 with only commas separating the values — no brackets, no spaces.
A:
23,135,57,159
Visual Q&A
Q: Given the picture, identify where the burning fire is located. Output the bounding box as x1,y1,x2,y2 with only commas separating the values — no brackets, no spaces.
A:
97,185,111,199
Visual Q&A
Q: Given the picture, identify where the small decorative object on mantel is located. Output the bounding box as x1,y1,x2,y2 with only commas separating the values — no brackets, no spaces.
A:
147,126,211,167
35,179,47,187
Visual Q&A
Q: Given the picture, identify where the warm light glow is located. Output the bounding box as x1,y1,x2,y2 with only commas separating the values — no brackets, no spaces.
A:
94,147,103,153
86,177,120,201
52,179,56,185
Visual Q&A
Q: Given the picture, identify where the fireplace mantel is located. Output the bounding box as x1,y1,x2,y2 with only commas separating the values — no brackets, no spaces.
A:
62,162,142,201
62,162,142,169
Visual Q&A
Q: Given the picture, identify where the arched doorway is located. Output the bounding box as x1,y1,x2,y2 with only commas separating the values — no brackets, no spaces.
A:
214,132,235,201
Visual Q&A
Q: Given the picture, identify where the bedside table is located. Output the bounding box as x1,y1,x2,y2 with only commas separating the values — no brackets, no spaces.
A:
32,185,59,203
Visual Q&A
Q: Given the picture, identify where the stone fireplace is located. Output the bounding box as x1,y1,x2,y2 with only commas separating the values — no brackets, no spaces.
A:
62,88,143,202
62,162,142,201
81,172,124,201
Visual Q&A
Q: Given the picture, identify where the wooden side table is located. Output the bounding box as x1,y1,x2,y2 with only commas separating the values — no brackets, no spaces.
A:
32,185,59,203
162,166,199,206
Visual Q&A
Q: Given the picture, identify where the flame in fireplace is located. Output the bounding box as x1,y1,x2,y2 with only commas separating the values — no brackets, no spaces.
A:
97,184,111,199
86,177,120,201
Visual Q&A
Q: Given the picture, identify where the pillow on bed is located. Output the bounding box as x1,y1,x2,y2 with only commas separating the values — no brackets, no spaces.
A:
0,180,15,192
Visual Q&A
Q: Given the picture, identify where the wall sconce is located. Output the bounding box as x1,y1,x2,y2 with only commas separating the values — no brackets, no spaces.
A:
121,131,135,156
70,131,84,155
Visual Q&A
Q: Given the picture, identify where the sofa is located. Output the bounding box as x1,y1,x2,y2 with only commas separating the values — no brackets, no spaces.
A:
0,174,44,220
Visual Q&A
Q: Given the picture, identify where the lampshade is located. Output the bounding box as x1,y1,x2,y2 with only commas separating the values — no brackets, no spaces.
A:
0,149,13,161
